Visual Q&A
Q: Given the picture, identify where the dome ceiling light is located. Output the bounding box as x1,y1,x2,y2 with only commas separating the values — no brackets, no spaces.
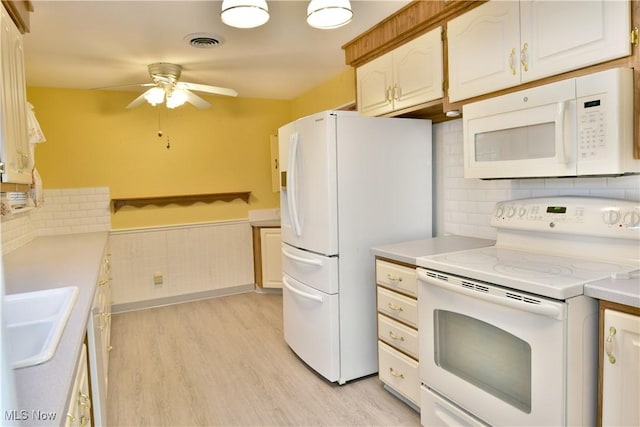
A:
307,0,353,29
221,0,270,29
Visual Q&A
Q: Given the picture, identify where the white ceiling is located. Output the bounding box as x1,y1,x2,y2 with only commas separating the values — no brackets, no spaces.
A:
23,0,411,100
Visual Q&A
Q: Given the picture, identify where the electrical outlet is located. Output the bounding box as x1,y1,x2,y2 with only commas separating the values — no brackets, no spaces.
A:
153,272,163,286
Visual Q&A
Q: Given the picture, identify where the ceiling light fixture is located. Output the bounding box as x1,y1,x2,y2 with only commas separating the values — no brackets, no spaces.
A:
144,87,165,106
307,0,353,29
166,89,188,109
221,0,270,29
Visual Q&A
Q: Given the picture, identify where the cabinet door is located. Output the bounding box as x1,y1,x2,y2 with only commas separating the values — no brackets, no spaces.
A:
260,228,282,288
602,309,640,427
447,1,520,102
393,27,444,110
0,5,30,184
520,0,631,83
356,52,393,116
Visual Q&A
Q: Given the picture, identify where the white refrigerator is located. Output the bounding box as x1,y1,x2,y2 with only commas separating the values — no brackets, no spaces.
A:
279,110,432,384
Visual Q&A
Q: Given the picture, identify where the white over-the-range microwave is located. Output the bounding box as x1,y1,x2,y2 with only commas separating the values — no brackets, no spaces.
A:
463,67,638,179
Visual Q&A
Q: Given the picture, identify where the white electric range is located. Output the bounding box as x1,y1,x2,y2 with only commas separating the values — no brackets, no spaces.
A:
416,196,639,426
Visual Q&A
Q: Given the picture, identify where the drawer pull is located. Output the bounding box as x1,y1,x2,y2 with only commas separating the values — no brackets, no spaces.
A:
387,274,403,283
387,302,404,312
388,331,405,342
389,367,404,379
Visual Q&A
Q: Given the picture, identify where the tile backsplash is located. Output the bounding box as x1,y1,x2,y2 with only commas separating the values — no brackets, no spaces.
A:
1,187,111,254
433,119,640,240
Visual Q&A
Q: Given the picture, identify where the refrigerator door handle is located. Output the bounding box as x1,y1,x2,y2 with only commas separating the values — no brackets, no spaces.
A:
287,132,302,237
283,277,323,302
282,248,323,267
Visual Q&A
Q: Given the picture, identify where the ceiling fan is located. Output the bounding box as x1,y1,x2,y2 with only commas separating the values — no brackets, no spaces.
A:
126,62,238,109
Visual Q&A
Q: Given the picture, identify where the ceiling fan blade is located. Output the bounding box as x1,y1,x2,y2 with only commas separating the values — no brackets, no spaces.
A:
126,88,154,109
183,90,211,109
95,82,155,91
178,82,238,97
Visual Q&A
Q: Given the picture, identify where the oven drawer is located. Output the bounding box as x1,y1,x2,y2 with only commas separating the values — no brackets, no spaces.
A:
378,341,420,406
376,260,417,297
377,287,418,327
378,314,419,359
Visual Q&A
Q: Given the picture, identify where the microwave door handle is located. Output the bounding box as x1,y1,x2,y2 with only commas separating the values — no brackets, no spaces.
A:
555,101,568,165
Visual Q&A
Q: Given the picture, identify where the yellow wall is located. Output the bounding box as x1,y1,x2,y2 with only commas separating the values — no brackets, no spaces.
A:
290,67,356,120
26,68,356,229
27,87,290,229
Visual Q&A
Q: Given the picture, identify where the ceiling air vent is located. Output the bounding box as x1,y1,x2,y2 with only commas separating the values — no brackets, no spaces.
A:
185,33,224,49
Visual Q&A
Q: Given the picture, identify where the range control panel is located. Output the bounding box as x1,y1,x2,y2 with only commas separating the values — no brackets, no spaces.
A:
491,196,640,239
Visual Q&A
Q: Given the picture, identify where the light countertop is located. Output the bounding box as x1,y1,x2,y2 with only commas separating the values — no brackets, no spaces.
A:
370,235,495,265
3,232,109,426
585,272,640,308
372,236,639,309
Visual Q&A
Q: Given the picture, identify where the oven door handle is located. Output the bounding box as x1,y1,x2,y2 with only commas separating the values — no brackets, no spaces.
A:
417,270,563,320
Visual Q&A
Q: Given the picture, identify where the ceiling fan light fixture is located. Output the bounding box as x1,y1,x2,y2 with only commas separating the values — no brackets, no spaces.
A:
221,0,269,29
144,87,165,106
166,89,189,109
307,0,352,29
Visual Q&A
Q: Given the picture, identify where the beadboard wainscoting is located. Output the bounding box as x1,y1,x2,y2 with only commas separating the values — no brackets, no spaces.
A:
433,120,640,239
109,221,255,312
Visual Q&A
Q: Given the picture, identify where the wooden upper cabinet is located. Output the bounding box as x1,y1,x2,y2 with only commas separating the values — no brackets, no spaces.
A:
357,28,443,117
1,1,32,33
447,0,632,102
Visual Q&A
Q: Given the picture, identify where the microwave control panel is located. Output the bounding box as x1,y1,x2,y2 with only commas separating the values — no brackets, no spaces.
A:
577,94,606,160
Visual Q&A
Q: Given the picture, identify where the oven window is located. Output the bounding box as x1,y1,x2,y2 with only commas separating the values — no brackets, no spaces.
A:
474,122,555,161
434,310,532,413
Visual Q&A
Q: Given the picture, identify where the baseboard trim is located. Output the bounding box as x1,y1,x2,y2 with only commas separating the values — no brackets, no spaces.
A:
112,284,256,313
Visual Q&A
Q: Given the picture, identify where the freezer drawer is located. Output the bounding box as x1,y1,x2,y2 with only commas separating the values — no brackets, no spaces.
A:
282,273,340,382
281,244,339,294
421,386,490,426
378,341,420,406
377,287,418,327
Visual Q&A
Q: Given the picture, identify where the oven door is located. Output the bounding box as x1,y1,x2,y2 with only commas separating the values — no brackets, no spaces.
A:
417,268,567,426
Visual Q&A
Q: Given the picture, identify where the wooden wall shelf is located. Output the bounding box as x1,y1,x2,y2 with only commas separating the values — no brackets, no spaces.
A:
112,191,251,212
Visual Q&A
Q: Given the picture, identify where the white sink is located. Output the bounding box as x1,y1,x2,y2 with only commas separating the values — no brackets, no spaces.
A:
4,286,79,369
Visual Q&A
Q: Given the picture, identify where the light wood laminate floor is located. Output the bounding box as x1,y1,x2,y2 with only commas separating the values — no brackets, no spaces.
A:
107,292,420,426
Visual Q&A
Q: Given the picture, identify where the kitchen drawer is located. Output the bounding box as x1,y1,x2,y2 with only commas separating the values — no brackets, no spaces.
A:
376,260,417,297
377,286,418,327
378,314,419,360
378,341,420,407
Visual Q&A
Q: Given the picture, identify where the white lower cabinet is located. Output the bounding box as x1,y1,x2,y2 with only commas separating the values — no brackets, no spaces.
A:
66,344,91,427
86,246,112,427
600,303,640,426
375,258,419,408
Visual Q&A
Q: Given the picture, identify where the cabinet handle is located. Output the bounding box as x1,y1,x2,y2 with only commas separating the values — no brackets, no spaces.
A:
387,273,403,283
605,326,617,364
387,302,404,312
393,84,400,101
389,367,404,379
388,331,405,342
520,42,529,72
107,345,114,352
102,312,112,319
98,278,110,287
509,48,516,75
385,86,393,103
80,415,90,427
